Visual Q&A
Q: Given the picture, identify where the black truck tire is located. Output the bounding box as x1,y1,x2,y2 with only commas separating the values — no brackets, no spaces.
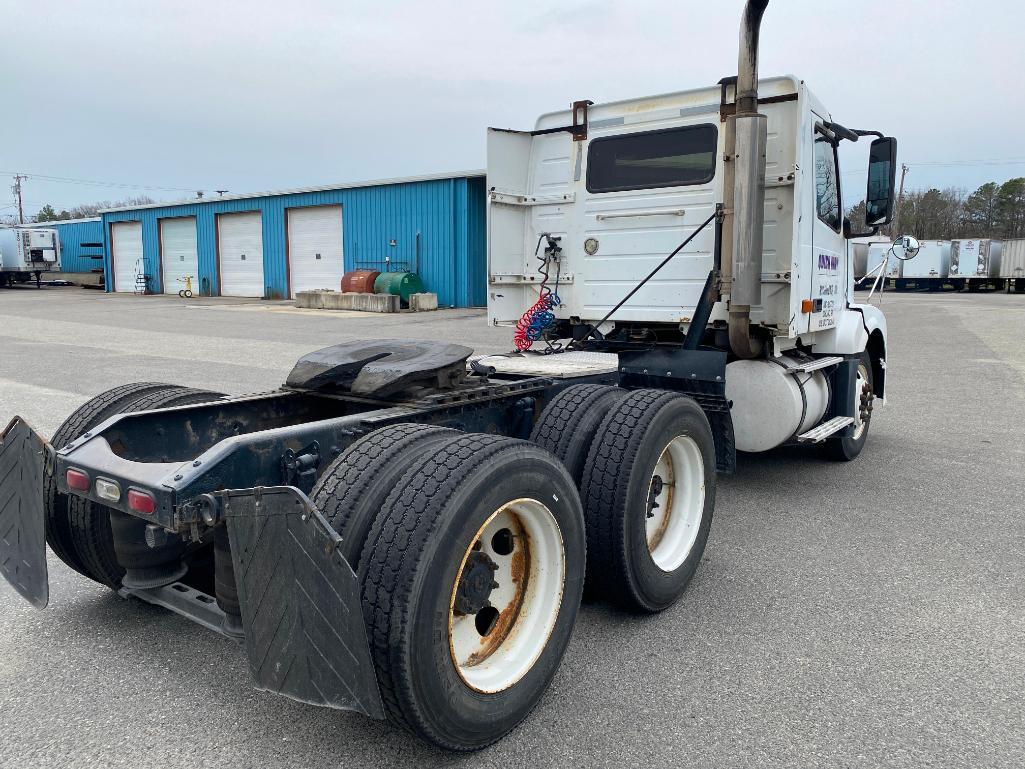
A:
580,389,716,613
62,385,225,589
359,433,586,751
44,382,173,576
529,384,627,484
821,352,874,462
311,423,461,568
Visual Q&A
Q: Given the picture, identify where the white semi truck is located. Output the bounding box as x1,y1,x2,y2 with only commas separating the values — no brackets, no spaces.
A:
486,7,897,460
0,0,904,752
0,226,60,287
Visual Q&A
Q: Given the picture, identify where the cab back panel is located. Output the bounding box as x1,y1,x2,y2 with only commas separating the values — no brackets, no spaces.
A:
487,77,801,330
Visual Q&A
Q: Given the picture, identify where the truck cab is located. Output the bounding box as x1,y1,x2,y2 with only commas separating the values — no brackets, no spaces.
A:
488,75,889,357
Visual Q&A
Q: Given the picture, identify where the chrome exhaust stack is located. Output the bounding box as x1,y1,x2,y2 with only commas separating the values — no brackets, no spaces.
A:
726,0,768,359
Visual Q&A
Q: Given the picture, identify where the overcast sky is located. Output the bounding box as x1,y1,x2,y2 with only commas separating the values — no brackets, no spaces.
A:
2,0,1023,219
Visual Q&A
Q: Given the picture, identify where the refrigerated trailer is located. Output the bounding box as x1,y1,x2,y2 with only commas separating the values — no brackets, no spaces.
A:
895,239,951,290
0,0,902,752
999,238,1025,292
0,226,60,287
950,238,1003,290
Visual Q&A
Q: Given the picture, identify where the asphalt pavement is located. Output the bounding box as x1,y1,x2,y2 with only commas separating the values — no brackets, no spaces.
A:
1,287,1023,768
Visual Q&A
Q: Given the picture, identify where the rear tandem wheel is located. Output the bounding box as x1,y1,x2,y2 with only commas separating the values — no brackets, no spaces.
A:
357,432,586,751
45,383,224,588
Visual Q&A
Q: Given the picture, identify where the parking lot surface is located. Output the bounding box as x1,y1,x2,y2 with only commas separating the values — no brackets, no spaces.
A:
1,288,1023,768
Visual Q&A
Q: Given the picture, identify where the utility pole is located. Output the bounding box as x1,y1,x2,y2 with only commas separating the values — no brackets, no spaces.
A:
12,174,27,224
891,163,908,237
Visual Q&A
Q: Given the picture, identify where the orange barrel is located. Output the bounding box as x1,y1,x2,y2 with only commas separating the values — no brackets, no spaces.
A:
341,270,381,293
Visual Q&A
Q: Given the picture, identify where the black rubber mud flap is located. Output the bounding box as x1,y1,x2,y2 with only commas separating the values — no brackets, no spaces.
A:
220,486,385,720
0,417,51,609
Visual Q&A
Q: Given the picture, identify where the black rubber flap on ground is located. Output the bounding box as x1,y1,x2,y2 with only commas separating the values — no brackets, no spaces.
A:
0,417,51,609
221,486,385,720
284,339,472,397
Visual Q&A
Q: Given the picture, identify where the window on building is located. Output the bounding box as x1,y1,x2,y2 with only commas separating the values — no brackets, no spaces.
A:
586,124,717,193
814,138,841,231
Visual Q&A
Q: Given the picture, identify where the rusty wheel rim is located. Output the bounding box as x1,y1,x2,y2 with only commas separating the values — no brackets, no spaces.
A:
645,435,705,572
853,362,872,440
448,498,565,693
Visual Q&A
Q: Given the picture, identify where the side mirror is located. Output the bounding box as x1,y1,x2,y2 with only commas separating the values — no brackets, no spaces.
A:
865,137,898,226
892,235,920,260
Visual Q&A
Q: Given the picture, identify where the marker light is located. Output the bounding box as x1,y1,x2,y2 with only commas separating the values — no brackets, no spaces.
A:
95,478,121,503
66,469,90,491
127,489,157,515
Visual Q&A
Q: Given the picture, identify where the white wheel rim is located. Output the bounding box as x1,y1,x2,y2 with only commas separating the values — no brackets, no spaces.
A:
853,363,871,440
448,498,565,694
645,436,705,572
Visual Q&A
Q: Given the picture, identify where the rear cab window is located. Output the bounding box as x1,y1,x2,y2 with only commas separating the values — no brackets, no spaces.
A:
586,124,718,193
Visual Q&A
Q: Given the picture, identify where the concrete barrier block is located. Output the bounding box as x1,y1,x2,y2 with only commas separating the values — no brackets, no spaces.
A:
409,292,438,312
295,290,331,309
296,290,398,312
321,292,349,310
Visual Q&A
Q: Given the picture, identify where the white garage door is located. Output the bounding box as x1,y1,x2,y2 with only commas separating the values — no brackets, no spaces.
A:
160,217,199,294
287,205,343,297
111,221,143,293
218,212,264,297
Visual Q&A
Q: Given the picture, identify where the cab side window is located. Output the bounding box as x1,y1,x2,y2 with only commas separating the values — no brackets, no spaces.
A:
814,138,841,231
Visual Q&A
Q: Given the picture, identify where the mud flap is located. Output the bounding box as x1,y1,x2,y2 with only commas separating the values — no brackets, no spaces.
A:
220,486,385,720
0,417,51,609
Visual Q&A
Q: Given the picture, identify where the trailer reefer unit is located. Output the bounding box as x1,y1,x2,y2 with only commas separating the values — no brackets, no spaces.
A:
949,238,1003,289
0,0,903,753
898,239,951,289
0,226,59,287
999,238,1025,292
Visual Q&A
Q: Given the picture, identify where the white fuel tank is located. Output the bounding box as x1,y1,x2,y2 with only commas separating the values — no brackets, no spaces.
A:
726,356,829,452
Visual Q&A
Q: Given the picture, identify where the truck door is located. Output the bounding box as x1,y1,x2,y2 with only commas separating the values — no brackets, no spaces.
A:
809,126,844,331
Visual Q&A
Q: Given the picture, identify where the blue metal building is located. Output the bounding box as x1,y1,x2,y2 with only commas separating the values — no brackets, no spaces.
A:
99,171,487,307
33,218,105,273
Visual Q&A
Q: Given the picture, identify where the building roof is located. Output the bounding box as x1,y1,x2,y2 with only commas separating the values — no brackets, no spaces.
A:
19,217,102,226
98,169,487,214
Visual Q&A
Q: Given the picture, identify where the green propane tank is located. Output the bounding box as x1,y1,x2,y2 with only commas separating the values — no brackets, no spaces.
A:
373,271,424,304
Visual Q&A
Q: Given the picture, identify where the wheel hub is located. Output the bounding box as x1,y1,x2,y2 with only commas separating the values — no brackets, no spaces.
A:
453,550,499,616
646,475,664,519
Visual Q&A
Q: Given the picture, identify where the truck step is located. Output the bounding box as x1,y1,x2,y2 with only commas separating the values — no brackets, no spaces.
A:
788,356,844,374
797,416,855,443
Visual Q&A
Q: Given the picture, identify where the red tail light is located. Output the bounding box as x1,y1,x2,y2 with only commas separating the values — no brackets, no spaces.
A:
127,489,157,515
66,468,90,491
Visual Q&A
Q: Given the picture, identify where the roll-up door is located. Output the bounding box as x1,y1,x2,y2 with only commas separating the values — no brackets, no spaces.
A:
218,212,264,297
111,221,143,293
160,217,199,294
287,205,343,297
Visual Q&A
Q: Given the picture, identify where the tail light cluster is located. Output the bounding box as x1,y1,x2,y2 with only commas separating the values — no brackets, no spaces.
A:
64,468,157,515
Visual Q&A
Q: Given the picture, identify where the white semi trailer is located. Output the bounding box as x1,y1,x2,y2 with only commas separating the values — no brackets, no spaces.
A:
950,238,1003,290
0,226,60,287
1000,238,1025,292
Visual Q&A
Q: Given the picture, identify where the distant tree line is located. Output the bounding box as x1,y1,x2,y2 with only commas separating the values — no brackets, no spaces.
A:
31,196,156,222
847,178,1025,240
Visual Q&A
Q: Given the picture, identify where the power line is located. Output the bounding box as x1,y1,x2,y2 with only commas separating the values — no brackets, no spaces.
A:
0,169,195,193
842,157,1025,177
